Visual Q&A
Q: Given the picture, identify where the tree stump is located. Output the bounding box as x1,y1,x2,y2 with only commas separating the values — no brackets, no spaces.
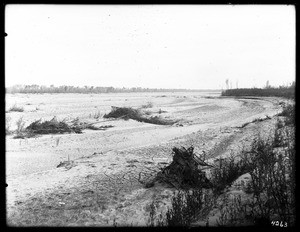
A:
146,146,212,189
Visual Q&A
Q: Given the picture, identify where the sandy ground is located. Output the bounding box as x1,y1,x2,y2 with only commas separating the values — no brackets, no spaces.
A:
5,92,288,226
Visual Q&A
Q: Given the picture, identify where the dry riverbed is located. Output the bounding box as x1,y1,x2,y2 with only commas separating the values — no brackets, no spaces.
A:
5,92,287,226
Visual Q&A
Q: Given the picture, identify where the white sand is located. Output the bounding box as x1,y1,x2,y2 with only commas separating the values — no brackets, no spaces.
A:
6,92,285,226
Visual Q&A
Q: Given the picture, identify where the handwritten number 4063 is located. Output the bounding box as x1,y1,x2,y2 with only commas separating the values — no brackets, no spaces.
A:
271,221,288,227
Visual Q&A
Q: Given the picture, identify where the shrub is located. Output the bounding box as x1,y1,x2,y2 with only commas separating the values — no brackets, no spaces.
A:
147,201,157,227
278,104,294,126
273,119,286,148
165,189,205,227
8,104,24,112
12,116,28,138
141,102,153,109
92,111,101,119
210,154,251,194
15,116,26,134
240,133,295,225
6,115,12,135
213,127,295,226
216,194,249,226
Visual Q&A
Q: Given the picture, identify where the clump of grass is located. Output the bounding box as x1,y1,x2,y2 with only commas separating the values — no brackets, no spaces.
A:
278,103,294,126
165,189,205,227
238,116,271,129
146,200,157,227
141,102,153,109
103,106,176,125
6,115,12,135
216,194,249,226
8,104,24,112
16,116,26,132
13,117,32,139
150,188,215,227
243,134,295,225
89,111,102,119
273,118,286,148
210,154,251,194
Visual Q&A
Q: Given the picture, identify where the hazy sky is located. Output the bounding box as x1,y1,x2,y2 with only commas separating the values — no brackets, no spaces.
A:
5,5,295,89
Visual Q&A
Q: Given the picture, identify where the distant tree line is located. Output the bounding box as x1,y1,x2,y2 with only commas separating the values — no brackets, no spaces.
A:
221,81,295,99
5,84,209,94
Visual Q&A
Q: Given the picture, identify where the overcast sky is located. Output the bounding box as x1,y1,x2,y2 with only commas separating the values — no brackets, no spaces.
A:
5,5,295,89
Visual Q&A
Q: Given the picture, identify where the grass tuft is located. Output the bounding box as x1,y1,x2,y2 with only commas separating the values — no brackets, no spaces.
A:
141,102,154,109
6,115,12,135
278,104,294,126
210,154,251,194
8,104,24,112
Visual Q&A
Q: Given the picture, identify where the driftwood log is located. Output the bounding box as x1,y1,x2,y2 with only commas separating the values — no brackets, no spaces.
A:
145,146,212,189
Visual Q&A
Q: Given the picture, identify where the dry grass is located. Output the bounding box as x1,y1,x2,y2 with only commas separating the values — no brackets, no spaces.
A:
8,104,24,112
141,102,154,109
6,115,12,135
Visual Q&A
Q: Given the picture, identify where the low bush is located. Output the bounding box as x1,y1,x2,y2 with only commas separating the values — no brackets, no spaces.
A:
240,131,295,225
103,107,141,120
15,116,26,134
141,102,153,109
278,104,295,126
6,115,12,135
165,189,205,227
210,154,251,194
8,104,24,112
216,194,249,226
89,111,102,119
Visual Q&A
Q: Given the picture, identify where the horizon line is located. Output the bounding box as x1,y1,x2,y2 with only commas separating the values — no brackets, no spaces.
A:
5,84,222,91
